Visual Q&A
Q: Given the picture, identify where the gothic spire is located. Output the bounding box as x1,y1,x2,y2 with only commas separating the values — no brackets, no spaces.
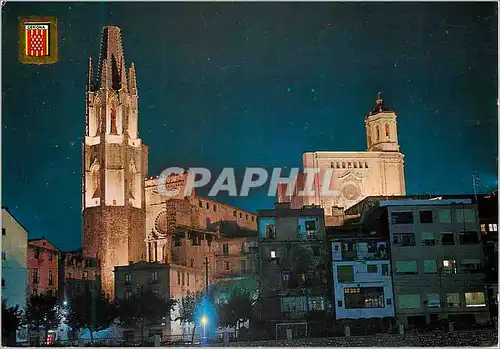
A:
120,59,128,92
100,58,110,90
87,57,93,92
96,26,127,90
128,62,137,95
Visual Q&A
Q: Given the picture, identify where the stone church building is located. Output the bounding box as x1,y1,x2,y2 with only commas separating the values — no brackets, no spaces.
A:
82,26,256,298
81,25,406,299
279,93,407,224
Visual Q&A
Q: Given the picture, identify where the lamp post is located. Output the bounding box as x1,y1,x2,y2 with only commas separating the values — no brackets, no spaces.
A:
201,316,208,341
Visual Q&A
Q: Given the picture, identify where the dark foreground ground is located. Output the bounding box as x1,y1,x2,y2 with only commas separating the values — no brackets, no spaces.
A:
210,329,498,347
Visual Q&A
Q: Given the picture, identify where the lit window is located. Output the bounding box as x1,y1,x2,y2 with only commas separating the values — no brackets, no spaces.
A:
465,292,486,307
270,250,276,259
442,260,457,274
489,224,498,232
481,224,486,232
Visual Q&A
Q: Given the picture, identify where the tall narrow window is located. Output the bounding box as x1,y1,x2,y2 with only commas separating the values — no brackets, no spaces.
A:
48,270,54,285
91,162,100,199
129,160,136,199
385,123,390,138
95,106,101,136
110,105,118,135
376,125,380,141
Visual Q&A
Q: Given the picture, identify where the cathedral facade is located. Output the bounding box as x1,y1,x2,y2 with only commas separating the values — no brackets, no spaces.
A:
282,93,407,217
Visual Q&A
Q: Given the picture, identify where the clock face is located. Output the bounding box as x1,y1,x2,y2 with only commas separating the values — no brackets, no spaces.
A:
341,183,361,201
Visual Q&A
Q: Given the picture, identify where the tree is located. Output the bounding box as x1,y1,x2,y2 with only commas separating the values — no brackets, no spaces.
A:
2,300,23,346
24,292,60,345
117,288,176,343
217,291,253,336
174,291,203,342
65,291,117,343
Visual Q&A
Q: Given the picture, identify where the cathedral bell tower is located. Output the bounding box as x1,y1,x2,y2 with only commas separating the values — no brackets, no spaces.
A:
365,92,400,152
82,26,148,298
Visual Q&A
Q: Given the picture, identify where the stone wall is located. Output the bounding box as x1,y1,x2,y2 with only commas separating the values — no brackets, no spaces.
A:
222,330,497,347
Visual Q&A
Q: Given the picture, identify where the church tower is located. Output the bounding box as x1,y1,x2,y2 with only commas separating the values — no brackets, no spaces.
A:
82,26,148,297
365,92,400,152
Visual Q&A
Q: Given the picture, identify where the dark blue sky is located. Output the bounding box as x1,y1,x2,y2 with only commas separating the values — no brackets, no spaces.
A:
2,2,497,250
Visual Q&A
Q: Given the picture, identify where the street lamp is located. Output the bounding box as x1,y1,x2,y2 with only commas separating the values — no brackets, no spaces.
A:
201,316,208,341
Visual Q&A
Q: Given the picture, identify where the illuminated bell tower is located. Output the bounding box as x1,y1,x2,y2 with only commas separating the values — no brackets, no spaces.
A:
82,26,148,298
365,92,400,152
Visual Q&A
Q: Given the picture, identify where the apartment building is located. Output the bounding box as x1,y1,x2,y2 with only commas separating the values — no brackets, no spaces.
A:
1,208,28,310
58,249,101,303
331,236,394,321
27,238,59,296
347,196,490,328
477,189,498,320
257,202,329,336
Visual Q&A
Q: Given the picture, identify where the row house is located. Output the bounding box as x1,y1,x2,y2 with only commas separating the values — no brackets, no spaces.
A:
330,234,394,322
257,203,329,338
114,261,205,341
27,238,59,296
58,248,101,303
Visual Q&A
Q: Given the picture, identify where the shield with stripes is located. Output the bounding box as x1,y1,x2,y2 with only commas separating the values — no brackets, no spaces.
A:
25,23,50,57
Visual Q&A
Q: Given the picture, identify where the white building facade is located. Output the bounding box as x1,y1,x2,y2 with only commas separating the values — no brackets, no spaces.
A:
331,239,394,319
1,208,28,311
284,93,406,215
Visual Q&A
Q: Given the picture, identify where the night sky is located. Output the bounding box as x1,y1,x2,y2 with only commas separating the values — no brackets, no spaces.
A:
2,2,498,250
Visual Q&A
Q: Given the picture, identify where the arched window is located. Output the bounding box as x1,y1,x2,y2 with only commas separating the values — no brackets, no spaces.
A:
385,123,390,138
129,160,136,199
91,162,100,198
94,105,101,136
375,125,380,141
110,105,118,135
